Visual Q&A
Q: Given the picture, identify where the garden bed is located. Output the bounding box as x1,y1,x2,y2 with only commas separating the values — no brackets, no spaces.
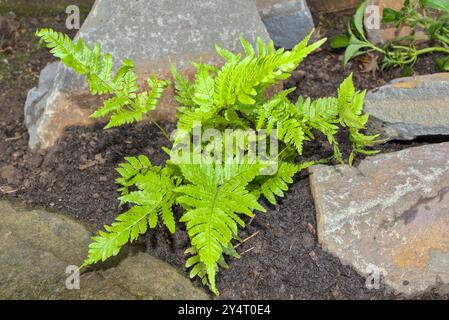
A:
1,1,448,299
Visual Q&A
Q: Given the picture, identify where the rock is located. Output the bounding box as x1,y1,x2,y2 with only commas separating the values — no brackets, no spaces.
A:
0,165,16,184
309,142,449,295
255,0,314,49
24,61,60,150
365,73,449,140
25,0,270,150
308,0,360,13
365,0,427,45
0,200,208,299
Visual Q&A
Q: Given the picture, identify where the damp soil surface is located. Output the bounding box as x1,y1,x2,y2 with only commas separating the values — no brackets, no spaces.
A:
1,1,448,299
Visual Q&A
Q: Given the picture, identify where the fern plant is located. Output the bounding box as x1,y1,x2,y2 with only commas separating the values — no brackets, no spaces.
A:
36,28,381,295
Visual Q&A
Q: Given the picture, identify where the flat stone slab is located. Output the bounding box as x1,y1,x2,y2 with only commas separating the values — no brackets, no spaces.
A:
365,73,449,140
256,0,314,49
25,0,270,150
309,142,449,295
0,200,208,299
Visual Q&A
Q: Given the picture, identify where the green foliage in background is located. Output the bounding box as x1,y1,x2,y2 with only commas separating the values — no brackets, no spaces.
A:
331,0,449,73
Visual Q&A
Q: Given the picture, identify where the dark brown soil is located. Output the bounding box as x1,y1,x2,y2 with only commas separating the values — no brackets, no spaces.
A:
0,1,448,300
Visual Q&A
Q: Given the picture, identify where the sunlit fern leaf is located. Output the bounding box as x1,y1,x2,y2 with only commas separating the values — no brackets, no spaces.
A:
104,77,170,129
348,128,381,165
213,54,240,108
278,118,308,155
170,62,195,108
255,161,299,204
119,165,179,233
175,162,265,295
115,155,153,195
81,163,179,267
81,205,153,266
256,88,295,131
240,36,255,57
36,28,169,130
215,43,239,62
297,96,339,120
185,242,240,292
337,74,369,129
193,63,216,111
252,160,319,205
90,96,128,120
175,32,325,135
36,29,115,95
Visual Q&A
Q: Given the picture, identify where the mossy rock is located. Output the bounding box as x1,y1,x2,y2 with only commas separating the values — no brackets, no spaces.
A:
0,200,209,300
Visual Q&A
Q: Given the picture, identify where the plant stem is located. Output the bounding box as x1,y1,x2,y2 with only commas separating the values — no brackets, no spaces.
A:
368,43,386,55
145,114,173,144
416,46,449,55
436,33,449,46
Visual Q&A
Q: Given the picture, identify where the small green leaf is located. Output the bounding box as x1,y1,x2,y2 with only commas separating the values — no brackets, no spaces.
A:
421,0,449,12
401,65,414,77
354,1,368,39
343,44,366,65
382,8,400,23
436,56,449,71
330,34,350,49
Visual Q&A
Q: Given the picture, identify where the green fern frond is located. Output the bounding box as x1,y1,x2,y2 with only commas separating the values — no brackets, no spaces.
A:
102,76,170,129
81,205,152,267
115,155,153,195
213,53,240,107
297,96,338,120
81,159,179,268
296,97,342,159
175,162,265,295
117,161,179,233
192,63,216,112
337,74,369,129
256,88,295,131
36,28,115,94
348,128,382,165
254,161,299,204
252,160,320,204
185,242,239,291
170,62,195,109
174,32,325,135
335,74,382,163
277,119,308,155
36,28,169,130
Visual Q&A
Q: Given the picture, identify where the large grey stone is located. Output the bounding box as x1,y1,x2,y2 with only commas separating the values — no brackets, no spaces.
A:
309,142,449,295
365,73,449,140
256,0,314,49
24,61,60,149
0,200,208,299
25,0,270,150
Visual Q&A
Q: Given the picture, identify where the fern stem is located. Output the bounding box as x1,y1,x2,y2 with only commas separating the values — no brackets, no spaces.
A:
277,146,291,159
145,114,173,144
234,231,259,249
